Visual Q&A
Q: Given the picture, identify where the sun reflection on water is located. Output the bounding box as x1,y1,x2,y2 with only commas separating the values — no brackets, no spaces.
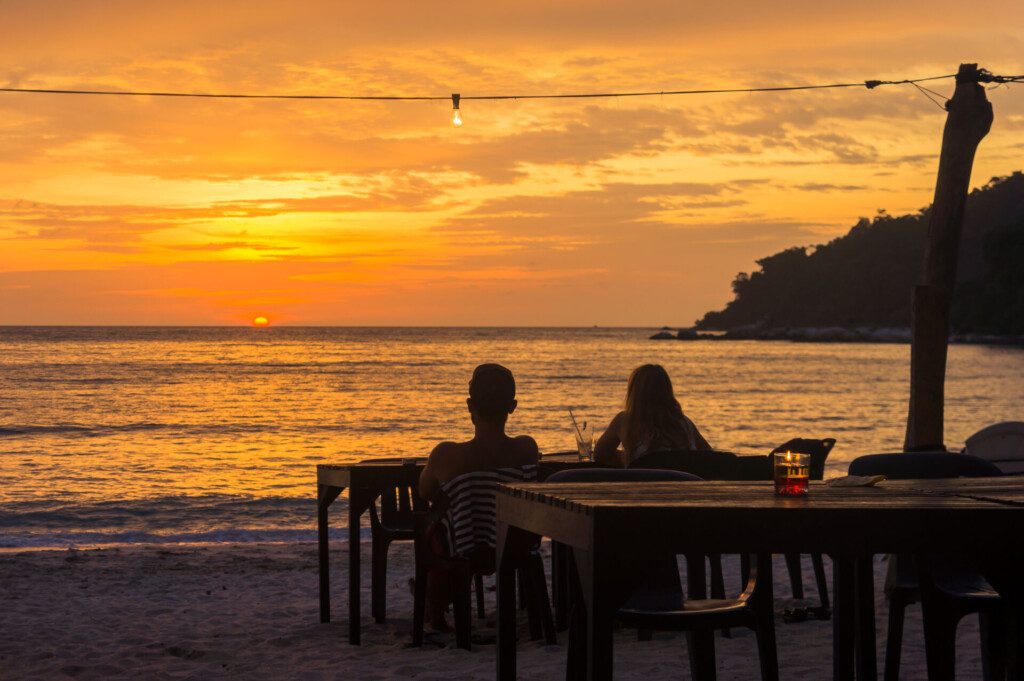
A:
1,327,1022,508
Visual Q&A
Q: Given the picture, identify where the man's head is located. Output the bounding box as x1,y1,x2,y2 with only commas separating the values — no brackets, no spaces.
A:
467,363,517,424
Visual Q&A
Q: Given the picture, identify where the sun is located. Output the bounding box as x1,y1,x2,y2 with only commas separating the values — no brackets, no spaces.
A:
252,316,270,327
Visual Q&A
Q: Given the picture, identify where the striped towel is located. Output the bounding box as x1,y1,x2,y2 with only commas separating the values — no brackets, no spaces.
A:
440,464,539,559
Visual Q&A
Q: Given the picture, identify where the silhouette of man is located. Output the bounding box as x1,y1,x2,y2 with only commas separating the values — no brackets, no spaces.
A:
417,363,539,630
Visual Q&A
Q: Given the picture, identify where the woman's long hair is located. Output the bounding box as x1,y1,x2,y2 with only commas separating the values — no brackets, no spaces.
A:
622,364,694,455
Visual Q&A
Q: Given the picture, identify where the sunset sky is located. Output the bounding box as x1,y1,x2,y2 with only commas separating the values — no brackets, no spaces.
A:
1,1,1022,326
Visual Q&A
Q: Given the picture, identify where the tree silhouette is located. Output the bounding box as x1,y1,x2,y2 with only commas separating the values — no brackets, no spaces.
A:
696,172,1024,335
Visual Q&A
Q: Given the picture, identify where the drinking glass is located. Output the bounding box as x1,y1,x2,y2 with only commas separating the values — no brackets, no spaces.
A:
575,424,594,462
773,451,810,496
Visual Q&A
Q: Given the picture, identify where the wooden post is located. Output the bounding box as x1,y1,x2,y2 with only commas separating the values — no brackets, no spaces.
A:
904,64,993,451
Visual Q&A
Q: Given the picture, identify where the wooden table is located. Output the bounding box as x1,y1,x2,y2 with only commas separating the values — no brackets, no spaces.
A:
316,453,593,644
494,478,1024,681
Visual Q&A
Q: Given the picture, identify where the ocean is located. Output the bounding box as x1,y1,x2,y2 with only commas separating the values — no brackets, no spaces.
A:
1,326,1022,549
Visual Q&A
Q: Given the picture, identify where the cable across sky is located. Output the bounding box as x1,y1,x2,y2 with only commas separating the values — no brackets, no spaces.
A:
0,73,971,101
2,71,1019,127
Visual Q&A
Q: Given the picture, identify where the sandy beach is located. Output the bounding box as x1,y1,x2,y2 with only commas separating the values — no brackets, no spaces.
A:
0,541,987,680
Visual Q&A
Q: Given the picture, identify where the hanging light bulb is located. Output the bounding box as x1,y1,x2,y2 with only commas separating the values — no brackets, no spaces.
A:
451,93,462,127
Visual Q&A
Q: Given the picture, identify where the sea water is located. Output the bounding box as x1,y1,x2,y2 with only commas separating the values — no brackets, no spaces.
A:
1,326,1022,548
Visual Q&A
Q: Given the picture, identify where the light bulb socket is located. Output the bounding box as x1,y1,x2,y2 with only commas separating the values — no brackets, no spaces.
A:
451,93,460,110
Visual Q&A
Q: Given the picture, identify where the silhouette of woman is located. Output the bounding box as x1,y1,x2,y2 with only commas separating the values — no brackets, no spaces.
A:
594,363,712,467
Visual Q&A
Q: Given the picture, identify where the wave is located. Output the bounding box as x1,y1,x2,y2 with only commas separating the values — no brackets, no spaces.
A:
0,493,314,525
9,359,454,374
0,493,370,548
0,527,368,549
0,424,97,436
24,377,124,385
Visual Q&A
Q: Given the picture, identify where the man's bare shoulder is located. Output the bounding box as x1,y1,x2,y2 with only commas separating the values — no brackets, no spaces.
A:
428,440,462,463
428,440,476,476
511,435,540,464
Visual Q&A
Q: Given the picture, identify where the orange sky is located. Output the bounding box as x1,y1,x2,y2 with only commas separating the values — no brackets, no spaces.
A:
1,0,1022,325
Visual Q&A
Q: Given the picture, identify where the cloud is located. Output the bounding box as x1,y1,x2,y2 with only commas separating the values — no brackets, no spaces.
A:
164,241,298,252
4,1,1019,60
792,183,870,192
0,0,1021,323
437,180,754,238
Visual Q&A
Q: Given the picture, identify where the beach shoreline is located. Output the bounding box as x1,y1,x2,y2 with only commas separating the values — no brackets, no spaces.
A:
0,540,987,680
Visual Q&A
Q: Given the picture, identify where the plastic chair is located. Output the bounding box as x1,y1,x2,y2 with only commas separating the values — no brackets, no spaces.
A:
771,438,833,483
545,467,713,630
547,467,711,624
368,478,420,623
548,468,778,681
363,458,486,625
546,467,701,484
628,449,739,480
628,450,737,604
770,438,835,614
359,458,424,624
411,465,555,650
849,451,1003,480
847,452,1005,681
630,446,831,616
965,421,1024,474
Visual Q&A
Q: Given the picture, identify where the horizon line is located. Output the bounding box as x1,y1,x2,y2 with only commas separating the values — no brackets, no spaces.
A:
0,323,681,329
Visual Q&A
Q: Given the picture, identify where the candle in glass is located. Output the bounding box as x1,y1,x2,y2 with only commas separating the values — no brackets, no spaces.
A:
773,451,810,496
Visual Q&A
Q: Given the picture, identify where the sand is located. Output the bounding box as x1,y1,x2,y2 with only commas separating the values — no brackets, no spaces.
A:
0,543,986,680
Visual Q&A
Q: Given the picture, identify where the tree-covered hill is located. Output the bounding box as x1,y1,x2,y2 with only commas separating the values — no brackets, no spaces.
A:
696,172,1024,336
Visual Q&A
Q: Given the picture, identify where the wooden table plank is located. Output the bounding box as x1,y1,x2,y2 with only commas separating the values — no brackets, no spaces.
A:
500,480,1023,512
895,476,1024,505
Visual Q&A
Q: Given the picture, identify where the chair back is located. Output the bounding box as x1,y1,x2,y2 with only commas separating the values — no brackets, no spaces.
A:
628,450,738,480
546,468,701,484
378,482,420,526
848,452,1003,479
771,438,835,480
733,455,772,481
547,467,699,601
735,438,835,481
964,421,1024,474
361,459,424,528
440,464,539,559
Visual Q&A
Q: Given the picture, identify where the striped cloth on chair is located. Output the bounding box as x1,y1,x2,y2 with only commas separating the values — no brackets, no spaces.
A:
440,464,539,559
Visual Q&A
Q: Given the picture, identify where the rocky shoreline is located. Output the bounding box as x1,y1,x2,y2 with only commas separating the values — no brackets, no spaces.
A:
650,326,1024,345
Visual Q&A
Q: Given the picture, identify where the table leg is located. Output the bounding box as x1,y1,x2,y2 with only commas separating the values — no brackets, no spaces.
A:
566,553,585,681
317,484,342,624
573,548,616,681
348,489,364,645
855,556,877,681
497,521,518,681
553,541,569,631
1008,608,1023,681
978,554,1024,681
833,555,856,681
496,522,543,680
685,553,715,681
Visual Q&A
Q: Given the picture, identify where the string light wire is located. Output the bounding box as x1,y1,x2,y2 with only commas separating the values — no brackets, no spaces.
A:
0,71,1019,125
0,73,974,102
